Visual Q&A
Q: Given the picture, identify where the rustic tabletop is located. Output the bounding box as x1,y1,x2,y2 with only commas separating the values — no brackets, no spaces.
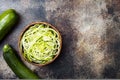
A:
0,0,120,79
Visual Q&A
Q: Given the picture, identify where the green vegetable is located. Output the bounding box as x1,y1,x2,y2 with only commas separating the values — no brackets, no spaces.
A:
20,24,60,64
0,9,18,41
3,44,39,79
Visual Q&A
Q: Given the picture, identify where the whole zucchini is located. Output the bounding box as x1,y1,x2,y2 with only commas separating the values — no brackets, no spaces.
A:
3,44,39,79
0,9,18,41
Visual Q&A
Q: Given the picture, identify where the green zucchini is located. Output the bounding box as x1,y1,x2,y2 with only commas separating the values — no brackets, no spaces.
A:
0,9,18,41
3,44,39,79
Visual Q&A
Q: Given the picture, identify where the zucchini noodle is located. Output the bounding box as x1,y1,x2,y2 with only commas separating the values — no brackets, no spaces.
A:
20,24,60,64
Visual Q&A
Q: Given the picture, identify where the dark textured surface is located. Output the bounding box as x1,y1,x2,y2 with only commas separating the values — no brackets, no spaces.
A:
0,0,120,79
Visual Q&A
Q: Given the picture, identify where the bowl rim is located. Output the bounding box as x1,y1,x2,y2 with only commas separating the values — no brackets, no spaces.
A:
18,22,62,66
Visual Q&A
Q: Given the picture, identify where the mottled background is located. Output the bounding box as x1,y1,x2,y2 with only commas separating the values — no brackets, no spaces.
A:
0,0,120,79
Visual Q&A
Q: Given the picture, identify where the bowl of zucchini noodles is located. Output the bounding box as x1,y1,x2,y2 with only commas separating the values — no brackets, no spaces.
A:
18,22,62,66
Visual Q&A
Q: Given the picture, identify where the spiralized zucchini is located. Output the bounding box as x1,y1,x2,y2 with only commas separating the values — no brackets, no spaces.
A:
20,24,60,64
